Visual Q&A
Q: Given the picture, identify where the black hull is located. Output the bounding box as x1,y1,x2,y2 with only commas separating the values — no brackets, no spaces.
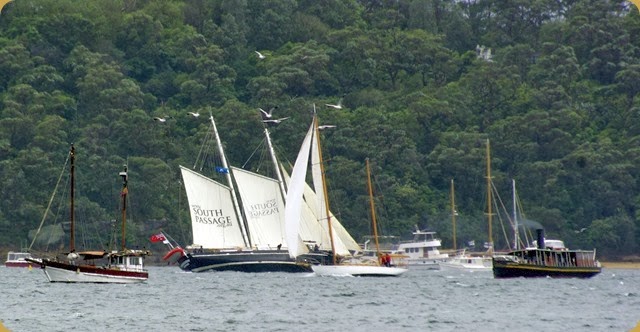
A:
492,258,601,279
176,250,331,273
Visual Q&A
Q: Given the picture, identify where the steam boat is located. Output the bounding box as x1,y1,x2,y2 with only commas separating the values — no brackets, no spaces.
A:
492,229,601,279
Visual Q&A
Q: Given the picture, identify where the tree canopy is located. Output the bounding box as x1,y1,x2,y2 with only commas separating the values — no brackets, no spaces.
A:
1,0,640,259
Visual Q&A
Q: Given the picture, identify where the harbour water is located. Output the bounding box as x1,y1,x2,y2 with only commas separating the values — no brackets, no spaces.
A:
1,266,638,331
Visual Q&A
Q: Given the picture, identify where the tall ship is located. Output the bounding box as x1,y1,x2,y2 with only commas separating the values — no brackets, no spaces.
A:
165,112,360,272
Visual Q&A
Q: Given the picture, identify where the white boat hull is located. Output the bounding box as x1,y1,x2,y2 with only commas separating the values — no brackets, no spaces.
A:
439,258,492,272
312,264,407,277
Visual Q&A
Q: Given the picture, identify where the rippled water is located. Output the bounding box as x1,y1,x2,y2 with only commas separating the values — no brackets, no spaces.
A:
1,266,638,331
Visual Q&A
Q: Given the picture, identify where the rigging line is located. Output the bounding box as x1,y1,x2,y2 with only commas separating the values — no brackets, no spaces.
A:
29,152,70,251
194,122,213,170
241,136,266,169
490,179,513,250
46,173,70,252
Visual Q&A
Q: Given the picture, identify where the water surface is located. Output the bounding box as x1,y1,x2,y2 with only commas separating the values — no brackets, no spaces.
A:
1,266,638,331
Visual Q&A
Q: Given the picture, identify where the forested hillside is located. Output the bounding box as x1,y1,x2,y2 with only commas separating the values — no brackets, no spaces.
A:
1,0,639,259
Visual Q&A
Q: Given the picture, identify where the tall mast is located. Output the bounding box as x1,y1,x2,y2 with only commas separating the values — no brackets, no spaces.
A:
119,165,128,251
69,144,75,253
451,179,457,250
314,111,337,264
512,179,519,250
209,114,250,247
366,158,381,257
264,127,287,198
486,139,493,252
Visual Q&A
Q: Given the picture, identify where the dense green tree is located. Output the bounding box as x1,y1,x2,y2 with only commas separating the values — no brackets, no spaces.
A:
3,0,640,259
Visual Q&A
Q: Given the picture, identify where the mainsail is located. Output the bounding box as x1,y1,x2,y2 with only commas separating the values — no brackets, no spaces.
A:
180,166,246,249
231,166,286,249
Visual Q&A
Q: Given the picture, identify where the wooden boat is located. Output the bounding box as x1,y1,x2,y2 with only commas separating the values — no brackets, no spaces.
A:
439,142,494,271
27,145,149,283
285,111,406,277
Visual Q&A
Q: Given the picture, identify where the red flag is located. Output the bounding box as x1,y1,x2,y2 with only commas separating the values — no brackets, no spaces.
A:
150,233,166,243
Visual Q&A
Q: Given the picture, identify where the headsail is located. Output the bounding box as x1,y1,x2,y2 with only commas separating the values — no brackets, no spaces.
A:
284,119,315,258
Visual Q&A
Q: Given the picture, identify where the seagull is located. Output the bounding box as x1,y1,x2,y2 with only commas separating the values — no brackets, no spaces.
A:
574,227,588,233
255,51,266,59
262,117,289,124
153,116,171,122
188,112,200,118
258,106,278,118
325,98,343,109
318,125,336,130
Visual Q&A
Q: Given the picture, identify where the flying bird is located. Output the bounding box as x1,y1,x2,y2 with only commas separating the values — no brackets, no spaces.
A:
153,116,171,122
325,98,343,110
262,117,290,124
258,106,278,118
318,125,336,130
255,51,266,59
188,112,200,118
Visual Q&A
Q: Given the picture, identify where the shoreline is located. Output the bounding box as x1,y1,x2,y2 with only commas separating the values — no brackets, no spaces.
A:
601,261,640,269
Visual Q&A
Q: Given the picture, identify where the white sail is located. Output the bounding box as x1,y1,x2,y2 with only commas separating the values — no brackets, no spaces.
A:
231,167,286,249
302,177,359,255
281,165,331,251
284,120,315,258
180,166,246,249
284,118,361,259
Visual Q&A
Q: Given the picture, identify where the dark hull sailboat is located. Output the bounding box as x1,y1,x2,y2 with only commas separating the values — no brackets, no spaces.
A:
27,145,149,283
171,249,333,273
166,114,358,273
492,230,601,279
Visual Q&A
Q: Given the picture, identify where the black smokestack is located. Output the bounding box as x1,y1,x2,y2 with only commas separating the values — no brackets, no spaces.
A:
536,229,545,249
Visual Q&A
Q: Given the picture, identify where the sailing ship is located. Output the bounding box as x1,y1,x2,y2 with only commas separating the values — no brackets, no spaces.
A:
26,145,149,283
285,113,406,277
492,180,602,278
165,114,359,272
439,140,495,271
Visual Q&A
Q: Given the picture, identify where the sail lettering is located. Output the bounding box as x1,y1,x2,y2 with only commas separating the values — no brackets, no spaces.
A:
248,199,279,218
191,205,233,227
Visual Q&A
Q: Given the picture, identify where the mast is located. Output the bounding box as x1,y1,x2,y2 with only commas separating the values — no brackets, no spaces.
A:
264,127,287,198
119,165,128,251
314,111,337,264
366,158,381,257
209,114,250,247
486,139,493,253
451,179,457,250
512,179,519,250
69,144,75,253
